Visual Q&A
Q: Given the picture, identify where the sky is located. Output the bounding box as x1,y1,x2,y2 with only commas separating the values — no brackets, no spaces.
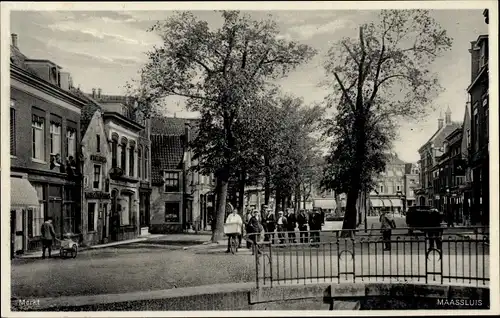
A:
9,8,489,163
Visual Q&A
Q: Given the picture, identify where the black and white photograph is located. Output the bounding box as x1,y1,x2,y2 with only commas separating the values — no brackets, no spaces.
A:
1,1,498,316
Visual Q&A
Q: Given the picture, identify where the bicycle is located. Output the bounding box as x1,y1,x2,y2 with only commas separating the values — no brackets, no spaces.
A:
224,223,242,255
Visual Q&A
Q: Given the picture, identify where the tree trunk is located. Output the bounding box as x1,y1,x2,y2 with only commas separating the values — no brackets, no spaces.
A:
334,191,341,215
237,168,246,214
294,185,301,213
275,187,281,215
264,155,271,205
342,114,366,237
211,168,230,243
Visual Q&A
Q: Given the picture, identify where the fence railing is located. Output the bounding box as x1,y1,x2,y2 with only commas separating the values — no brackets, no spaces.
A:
253,226,489,288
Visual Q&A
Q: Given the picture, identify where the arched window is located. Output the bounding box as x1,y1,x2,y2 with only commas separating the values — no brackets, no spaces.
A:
111,133,119,168
138,146,143,179
144,147,149,180
129,140,136,177
120,137,128,171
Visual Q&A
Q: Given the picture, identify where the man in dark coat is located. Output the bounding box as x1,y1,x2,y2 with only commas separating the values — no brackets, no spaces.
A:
264,208,276,243
286,209,297,243
246,210,262,255
309,208,323,245
426,209,443,251
297,209,309,243
40,217,57,259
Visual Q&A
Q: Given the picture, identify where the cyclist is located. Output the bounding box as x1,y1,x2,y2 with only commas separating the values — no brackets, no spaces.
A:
225,208,243,253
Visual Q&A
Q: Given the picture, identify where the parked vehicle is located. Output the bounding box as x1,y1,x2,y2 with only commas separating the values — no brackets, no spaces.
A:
406,206,443,234
59,233,78,259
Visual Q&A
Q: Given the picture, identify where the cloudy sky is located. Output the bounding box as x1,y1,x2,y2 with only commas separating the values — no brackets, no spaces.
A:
9,7,489,163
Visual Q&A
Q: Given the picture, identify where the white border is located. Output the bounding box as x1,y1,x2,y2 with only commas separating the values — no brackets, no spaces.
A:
1,1,498,317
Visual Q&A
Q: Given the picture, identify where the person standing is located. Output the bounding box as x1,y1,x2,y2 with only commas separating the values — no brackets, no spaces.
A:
276,211,288,244
380,211,396,251
225,208,243,253
40,217,57,259
247,210,262,255
427,208,443,252
286,209,297,243
264,208,276,243
309,209,322,245
297,209,309,243
244,209,253,249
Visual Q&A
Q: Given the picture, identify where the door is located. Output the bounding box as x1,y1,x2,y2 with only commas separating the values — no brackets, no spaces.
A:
101,204,108,242
12,209,25,254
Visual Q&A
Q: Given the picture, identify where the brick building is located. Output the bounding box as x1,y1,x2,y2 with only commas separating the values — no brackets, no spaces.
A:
149,117,214,233
415,108,461,208
369,153,406,215
467,33,489,226
404,163,420,209
9,34,86,255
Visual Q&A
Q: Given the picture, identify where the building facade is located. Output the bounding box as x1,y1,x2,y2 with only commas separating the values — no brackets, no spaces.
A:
467,33,489,226
435,127,467,225
9,34,86,254
149,117,214,233
404,163,420,209
415,108,461,208
369,153,406,215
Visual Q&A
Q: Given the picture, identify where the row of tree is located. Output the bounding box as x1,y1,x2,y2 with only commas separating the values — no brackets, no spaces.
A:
128,9,453,240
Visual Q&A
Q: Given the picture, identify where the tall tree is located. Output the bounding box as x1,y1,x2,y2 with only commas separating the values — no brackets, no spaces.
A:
130,11,316,242
321,10,452,234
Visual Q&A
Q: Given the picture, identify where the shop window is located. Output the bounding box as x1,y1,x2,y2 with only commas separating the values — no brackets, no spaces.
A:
138,146,142,178
88,202,96,232
165,202,180,223
29,183,45,237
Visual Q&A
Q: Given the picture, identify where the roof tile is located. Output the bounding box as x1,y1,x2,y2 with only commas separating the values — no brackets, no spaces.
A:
150,135,184,184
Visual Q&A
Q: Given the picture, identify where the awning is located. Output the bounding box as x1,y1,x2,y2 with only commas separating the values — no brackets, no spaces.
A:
10,177,39,208
313,199,336,210
370,199,384,207
387,199,402,208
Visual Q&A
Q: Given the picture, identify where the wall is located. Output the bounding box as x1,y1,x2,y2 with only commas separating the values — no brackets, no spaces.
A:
10,86,81,172
150,185,183,233
14,283,490,311
81,110,110,246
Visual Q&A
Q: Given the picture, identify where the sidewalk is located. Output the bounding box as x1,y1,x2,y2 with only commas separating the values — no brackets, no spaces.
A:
14,234,166,259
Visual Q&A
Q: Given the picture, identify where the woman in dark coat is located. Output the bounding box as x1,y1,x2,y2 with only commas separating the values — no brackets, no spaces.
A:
246,210,262,255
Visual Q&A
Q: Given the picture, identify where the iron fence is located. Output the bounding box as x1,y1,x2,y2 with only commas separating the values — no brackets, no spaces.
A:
254,226,489,288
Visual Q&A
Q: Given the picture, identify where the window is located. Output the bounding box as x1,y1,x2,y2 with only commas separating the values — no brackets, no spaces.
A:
96,134,101,152
165,202,180,223
10,103,16,156
473,108,479,150
467,129,471,148
144,147,149,180
63,188,76,234
138,146,142,178
396,185,401,192
111,140,118,168
119,196,131,226
484,107,489,138
164,172,180,192
93,165,101,189
479,41,488,69
30,183,45,237
87,202,96,232
50,122,62,155
66,127,76,159
379,186,384,194
129,146,135,177
120,140,127,172
32,114,45,160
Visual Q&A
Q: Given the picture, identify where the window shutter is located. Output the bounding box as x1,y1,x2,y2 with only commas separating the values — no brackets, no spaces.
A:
10,108,15,155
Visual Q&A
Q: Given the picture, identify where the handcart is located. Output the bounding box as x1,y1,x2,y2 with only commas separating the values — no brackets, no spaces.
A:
59,233,78,259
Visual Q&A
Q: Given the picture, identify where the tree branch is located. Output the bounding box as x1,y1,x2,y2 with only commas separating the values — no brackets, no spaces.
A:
356,26,367,111
333,73,356,112
342,41,360,67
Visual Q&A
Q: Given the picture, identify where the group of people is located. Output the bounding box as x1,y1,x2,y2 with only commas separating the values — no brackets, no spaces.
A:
224,205,326,254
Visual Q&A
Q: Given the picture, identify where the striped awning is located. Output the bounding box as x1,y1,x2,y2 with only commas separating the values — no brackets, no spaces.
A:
370,199,384,207
10,177,39,208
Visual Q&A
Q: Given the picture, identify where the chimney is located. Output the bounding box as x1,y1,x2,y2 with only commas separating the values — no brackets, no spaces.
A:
11,34,18,48
92,88,96,98
445,106,452,125
483,9,489,24
185,122,191,146
97,88,102,98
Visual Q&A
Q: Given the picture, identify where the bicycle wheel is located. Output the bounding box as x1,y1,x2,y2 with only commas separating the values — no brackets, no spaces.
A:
230,236,237,254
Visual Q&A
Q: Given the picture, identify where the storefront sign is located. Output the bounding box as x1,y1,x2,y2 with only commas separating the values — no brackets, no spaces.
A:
90,154,107,163
85,191,111,200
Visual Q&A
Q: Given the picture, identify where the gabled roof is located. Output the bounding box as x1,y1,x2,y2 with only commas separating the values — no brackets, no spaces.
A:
150,135,184,184
418,121,462,154
150,116,199,137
